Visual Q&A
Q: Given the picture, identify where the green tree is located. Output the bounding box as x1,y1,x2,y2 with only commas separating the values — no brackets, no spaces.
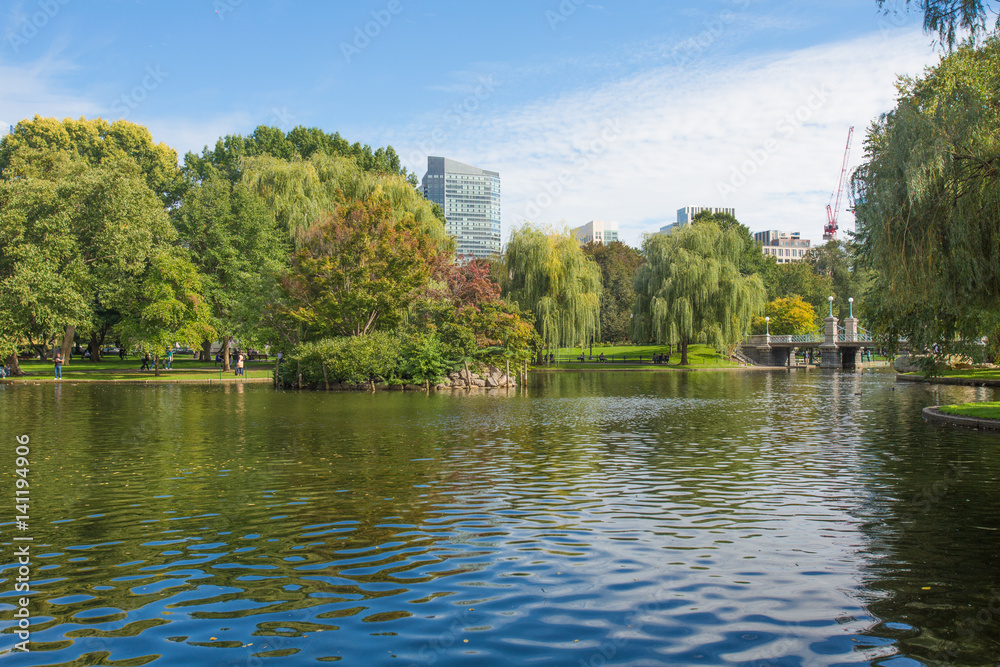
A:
752,296,818,335
632,222,766,365
118,249,214,376
278,195,446,338
0,116,182,205
804,240,869,320
581,240,644,343
497,224,602,359
766,261,834,323
852,37,1000,354
173,169,289,369
692,210,772,277
877,0,999,48
0,157,186,369
240,153,449,246
183,125,416,185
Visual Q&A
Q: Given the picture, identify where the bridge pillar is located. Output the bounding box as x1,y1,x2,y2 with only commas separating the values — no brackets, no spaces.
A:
820,315,839,368
843,317,858,343
841,346,859,369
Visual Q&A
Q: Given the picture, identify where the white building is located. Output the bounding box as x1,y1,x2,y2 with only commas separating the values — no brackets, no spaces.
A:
755,230,811,264
571,220,619,245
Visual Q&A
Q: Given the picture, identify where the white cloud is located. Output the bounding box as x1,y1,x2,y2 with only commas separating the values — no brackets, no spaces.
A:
395,26,941,247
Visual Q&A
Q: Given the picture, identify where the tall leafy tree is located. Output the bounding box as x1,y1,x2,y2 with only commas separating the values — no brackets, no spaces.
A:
803,240,869,320
852,36,1000,354
0,157,187,370
692,210,772,277
183,125,416,185
172,169,289,368
0,116,182,205
582,240,644,344
632,222,766,364
240,153,449,246
277,194,446,338
498,224,602,358
877,0,999,48
752,296,818,335
118,249,214,376
766,261,834,325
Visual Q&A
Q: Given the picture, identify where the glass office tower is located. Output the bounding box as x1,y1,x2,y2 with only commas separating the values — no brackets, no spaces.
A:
422,156,501,260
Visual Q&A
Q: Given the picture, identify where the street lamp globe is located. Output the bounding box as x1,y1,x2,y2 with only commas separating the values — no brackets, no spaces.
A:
848,297,854,318
828,295,834,317
765,316,770,336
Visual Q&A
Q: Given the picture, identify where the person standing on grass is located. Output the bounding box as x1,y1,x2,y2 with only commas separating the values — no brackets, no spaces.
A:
53,350,63,380
236,351,245,377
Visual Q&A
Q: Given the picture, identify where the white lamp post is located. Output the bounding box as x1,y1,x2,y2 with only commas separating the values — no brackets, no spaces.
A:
848,297,854,318
828,295,834,317
765,316,770,336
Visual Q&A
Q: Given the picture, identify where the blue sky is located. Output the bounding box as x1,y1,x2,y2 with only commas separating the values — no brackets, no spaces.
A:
1,0,943,245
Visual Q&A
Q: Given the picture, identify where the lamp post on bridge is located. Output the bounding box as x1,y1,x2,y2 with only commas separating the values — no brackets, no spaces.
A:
828,295,834,317
765,316,770,336
848,297,854,318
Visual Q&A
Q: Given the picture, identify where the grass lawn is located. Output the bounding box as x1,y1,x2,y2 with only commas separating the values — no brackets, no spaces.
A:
6,358,274,382
937,402,1000,420
546,343,740,369
916,368,1000,380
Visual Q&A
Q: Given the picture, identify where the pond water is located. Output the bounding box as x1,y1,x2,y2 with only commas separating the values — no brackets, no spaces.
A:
0,369,998,666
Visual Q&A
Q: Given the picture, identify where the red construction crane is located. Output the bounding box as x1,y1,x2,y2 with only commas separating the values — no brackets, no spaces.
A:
823,126,854,241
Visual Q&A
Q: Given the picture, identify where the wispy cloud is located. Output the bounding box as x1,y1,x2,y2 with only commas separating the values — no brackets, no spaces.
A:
393,26,940,246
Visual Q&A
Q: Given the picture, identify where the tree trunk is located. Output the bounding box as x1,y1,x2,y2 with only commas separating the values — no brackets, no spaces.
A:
680,338,689,366
505,359,510,388
6,353,24,377
322,363,329,391
536,349,544,365
153,354,160,377
274,356,280,388
61,326,75,366
464,360,471,388
88,332,102,362
201,339,213,363
221,336,231,371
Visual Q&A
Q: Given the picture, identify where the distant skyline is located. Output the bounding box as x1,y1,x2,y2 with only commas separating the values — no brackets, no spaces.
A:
0,1,945,246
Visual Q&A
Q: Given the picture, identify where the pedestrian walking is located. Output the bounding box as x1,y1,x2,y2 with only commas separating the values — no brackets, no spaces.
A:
140,352,151,371
53,350,63,380
165,348,173,370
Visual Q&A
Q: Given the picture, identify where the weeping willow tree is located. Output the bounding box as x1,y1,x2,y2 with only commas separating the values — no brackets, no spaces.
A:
632,222,765,365
876,0,999,49
498,224,601,359
241,153,451,250
852,36,1000,357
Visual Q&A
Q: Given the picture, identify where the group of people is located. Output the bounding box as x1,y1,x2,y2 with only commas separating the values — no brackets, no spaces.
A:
213,350,247,375
652,352,669,364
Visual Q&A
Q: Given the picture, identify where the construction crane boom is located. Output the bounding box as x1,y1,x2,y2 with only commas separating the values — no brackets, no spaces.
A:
823,126,854,241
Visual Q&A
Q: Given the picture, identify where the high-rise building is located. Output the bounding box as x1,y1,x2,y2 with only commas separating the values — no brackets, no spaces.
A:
421,156,501,260
676,206,735,225
659,207,736,235
755,230,811,264
571,220,619,245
